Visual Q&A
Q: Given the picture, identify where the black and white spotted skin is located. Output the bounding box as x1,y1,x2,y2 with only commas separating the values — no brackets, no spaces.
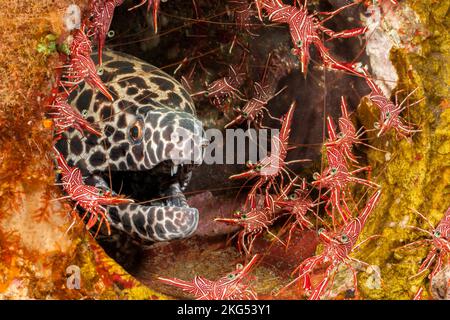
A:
56,50,204,242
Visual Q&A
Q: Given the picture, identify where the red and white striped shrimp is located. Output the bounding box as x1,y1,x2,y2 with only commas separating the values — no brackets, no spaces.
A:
312,140,379,224
230,102,309,209
158,254,259,300
401,207,450,289
225,53,286,129
284,190,382,299
255,0,367,75
54,149,132,235
360,68,420,139
128,0,161,33
62,26,113,101
88,0,124,65
48,93,101,137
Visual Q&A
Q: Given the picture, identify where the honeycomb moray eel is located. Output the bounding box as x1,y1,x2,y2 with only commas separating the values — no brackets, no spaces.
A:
55,50,205,242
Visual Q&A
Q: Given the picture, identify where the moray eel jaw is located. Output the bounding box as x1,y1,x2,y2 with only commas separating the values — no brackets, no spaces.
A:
106,160,201,241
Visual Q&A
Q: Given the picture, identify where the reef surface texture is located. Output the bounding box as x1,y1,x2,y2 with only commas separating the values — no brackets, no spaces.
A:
355,0,450,300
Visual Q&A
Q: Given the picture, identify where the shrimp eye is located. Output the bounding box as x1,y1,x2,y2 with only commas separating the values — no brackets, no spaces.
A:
227,273,236,279
313,172,320,180
330,167,338,175
337,132,344,139
242,111,248,118
236,263,244,270
374,122,380,129
255,164,262,171
241,214,247,219
385,111,391,119
318,228,326,235
434,230,441,238
341,234,349,243
296,40,302,47
129,118,144,143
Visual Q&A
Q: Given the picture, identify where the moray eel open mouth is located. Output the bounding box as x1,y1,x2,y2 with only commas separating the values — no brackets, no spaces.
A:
97,159,199,242
141,160,195,208
103,160,195,208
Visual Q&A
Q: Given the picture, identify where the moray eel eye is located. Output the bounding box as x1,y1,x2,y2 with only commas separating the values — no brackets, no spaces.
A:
129,118,144,143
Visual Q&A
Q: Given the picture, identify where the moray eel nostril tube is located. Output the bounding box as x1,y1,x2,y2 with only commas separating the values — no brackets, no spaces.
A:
55,49,205,242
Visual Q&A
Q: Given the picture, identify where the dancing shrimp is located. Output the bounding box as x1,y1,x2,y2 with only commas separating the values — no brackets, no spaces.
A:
255,0,367,75
54,149,132,235
401,207,449,288
230,102,309,209
286,190,382,300
158,254,259,299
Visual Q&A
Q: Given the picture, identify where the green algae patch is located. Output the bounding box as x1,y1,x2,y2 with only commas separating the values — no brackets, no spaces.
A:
354,0,450,299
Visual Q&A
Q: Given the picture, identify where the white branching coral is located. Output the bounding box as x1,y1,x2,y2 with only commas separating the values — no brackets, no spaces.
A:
63,4,81,31
361,2,425,97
